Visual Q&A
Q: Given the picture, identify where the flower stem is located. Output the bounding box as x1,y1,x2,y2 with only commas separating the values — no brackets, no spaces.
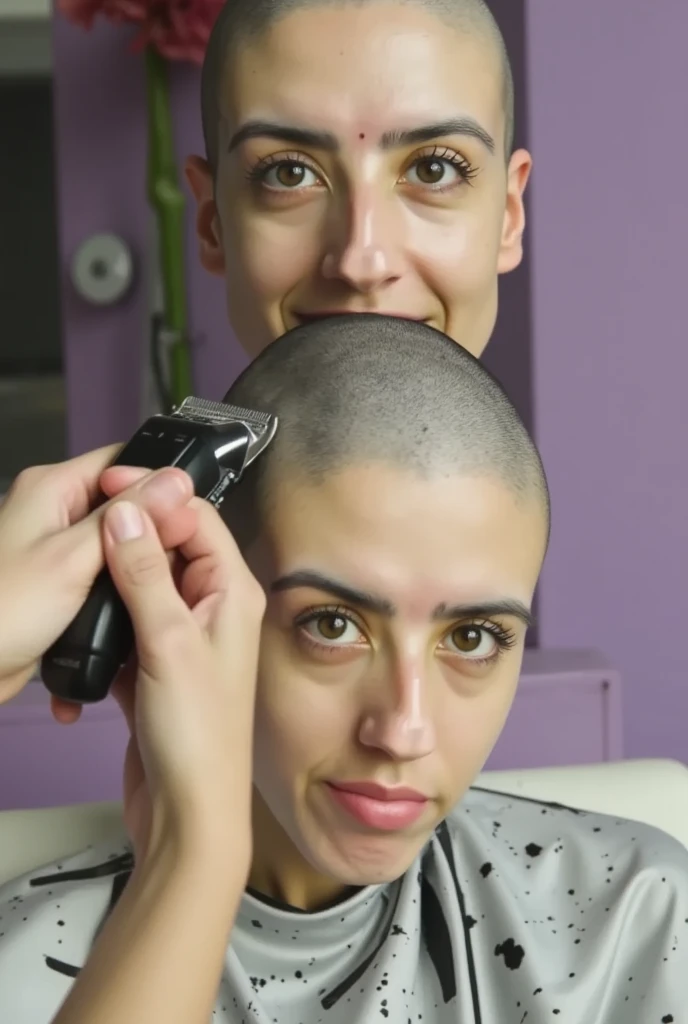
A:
144,46,193,410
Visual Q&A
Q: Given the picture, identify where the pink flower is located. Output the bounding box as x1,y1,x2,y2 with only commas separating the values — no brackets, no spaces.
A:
59,0,225,64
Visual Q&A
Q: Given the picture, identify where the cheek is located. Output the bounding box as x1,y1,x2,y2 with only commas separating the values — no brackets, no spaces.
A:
436,672,519,785
411,212,501,301
253,640,358,779
224,203,326,302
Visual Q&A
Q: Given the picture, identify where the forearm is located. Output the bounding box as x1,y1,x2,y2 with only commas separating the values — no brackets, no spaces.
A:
53,834,247,1024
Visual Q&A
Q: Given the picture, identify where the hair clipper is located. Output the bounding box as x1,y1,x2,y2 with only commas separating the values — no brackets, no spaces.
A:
41,397,278,705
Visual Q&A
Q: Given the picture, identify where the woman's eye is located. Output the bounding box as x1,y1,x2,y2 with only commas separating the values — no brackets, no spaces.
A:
262,161,321,190
301,613,362,645
444,625,497,660
403,156,463,188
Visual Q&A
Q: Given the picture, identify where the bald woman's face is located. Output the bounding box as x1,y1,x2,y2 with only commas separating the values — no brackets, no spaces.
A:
186,3,531,359
244,463,547,908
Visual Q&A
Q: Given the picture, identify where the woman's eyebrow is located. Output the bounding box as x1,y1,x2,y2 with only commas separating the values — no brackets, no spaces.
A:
271,570,393,615
381,117,495,154
432,599,532,627
227,116,494,154
270,570,531,626
228,121,338,152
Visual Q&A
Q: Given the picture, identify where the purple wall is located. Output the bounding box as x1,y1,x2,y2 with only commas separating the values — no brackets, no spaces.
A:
526,1,688,760
52,16,148,451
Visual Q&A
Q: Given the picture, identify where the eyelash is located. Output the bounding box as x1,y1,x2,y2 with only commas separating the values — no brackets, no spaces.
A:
244,150,309,186
244,146,478,193
293,604,517,665
405,146,478,189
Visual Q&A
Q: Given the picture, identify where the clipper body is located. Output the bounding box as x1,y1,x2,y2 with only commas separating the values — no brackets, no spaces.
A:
42,397,277,705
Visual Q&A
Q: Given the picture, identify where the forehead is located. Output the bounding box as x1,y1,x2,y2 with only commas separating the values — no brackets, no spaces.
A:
259,464,546,607
224,4,504,145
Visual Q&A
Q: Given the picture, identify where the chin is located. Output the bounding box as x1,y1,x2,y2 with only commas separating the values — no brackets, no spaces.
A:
305,829,428,888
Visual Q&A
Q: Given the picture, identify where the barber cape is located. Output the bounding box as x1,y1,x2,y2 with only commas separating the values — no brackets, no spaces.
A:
0,785,685,1023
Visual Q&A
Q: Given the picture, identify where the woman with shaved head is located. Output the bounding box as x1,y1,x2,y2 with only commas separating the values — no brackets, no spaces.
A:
0,4,684,1023
0,317,685,1024
186,0,529,359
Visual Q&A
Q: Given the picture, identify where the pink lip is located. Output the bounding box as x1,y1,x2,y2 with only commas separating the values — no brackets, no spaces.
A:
326,781,429,832
329,781,427,802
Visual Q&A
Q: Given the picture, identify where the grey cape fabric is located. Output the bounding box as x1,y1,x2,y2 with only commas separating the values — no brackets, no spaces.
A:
0,785,685,1023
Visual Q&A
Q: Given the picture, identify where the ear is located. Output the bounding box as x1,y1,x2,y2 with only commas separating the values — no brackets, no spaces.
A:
184,155,226,276
497,148,532,275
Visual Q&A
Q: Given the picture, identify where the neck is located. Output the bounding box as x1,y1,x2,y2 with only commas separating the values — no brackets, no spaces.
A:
249,787,356,912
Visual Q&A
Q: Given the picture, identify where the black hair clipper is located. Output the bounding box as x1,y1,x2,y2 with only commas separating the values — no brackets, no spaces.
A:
41,397,278,705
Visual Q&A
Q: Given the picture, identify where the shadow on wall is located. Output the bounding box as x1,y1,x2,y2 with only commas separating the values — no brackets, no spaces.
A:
481,0,533,436
482,1,538,648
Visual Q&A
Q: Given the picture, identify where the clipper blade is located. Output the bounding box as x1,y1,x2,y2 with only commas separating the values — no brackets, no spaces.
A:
173,395,278,467
174,395,272,428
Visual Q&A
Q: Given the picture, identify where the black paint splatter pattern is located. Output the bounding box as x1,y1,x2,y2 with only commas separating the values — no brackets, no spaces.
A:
0,789,686,1022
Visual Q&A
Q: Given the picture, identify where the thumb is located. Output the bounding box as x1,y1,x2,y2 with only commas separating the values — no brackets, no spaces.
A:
103,501,197,676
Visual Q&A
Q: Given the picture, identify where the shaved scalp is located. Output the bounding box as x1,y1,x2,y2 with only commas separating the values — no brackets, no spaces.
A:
221,314,548,550
201,0,515,172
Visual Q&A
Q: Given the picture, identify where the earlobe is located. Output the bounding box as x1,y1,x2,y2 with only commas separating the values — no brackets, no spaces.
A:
497,148,533,275
184,155,226,276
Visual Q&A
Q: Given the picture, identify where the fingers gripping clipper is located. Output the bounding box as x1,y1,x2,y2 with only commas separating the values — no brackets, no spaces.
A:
41,397,278,705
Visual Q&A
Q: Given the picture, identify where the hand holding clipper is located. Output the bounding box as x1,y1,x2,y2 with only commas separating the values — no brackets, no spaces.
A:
41,397,277,705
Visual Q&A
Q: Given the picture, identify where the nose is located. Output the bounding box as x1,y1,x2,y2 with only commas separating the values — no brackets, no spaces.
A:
358,655,436,762
321,183,405,294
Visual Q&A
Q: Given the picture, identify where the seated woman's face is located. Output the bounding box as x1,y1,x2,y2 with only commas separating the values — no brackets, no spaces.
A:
188,2,531,359
245,462,548,889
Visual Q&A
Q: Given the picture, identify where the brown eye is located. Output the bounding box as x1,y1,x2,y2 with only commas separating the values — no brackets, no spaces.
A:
298,610,364,649
259,161,321,190
317,613,348,640
276,163,307,187
403,153,471,190
450,625,483,653
415,158,446,184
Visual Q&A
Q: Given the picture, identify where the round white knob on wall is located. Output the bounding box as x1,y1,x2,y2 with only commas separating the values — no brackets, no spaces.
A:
70,234,134,305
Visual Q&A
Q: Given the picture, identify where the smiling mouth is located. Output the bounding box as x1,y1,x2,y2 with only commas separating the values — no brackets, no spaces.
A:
294,312,430,324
